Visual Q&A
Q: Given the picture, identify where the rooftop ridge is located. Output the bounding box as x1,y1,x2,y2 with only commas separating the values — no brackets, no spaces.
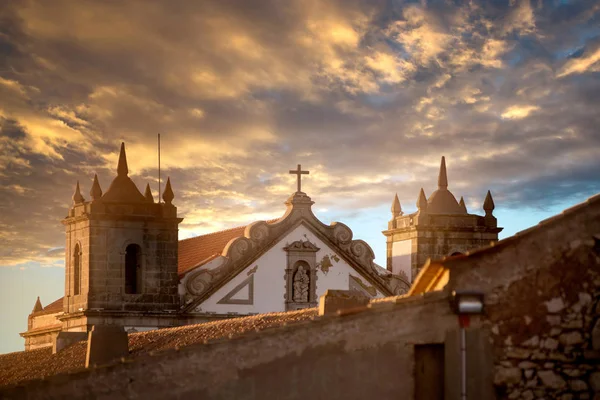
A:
131,307,318,338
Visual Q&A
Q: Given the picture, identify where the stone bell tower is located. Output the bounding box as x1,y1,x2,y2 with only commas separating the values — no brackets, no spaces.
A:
60,142,183,333
383,156,502,283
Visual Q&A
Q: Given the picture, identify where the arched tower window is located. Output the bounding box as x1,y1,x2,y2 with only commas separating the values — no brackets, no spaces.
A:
73,243,82,295
125,244,142,294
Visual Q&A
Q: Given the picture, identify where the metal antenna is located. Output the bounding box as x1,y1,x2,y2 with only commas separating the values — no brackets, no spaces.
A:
158,133,161,204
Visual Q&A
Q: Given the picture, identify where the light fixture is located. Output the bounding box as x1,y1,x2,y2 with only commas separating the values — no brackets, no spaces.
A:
451,290,485,400
451,290,484,315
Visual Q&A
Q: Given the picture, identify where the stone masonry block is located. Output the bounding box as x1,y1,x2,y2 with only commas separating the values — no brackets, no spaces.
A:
318,289,370,316
85,325,129,367
53,331,87,354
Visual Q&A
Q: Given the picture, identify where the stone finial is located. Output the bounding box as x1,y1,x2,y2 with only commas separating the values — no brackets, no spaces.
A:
90,174,103,200
391,193,403,217
483,190,495,215
417,188,428,212
459,196,467,213
32,296,43,313
72,181,85,204
162,177,174,204
117,142,128,177
144,183,154,203
438,156,448,190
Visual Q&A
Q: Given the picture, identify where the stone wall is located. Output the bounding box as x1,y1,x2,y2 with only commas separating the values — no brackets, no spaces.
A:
486,242,600,399
24,329,59,351
1,292,463,399
446,197,600,399
86,218,180,312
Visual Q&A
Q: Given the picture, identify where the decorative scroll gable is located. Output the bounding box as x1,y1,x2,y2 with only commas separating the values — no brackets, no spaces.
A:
183,192,402,312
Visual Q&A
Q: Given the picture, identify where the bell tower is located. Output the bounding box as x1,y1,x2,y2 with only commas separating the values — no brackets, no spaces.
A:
383,156,502,283
60,142,183,333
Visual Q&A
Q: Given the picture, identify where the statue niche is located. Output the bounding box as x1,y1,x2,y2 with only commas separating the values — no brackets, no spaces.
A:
284,239,319,311
292,263,310,302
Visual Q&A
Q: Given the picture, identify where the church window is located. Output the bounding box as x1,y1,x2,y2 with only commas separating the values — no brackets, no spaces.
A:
73,244,82,295
125,244,142,294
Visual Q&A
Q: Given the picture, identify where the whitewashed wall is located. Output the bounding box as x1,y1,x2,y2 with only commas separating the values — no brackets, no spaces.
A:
195,223,384,315
392,239,412,281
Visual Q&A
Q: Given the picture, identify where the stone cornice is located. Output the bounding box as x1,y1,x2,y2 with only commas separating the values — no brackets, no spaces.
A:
20,324,62,338
183,192,402,312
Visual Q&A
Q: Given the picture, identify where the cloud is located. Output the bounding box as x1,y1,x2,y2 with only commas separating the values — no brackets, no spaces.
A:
557,46,600,78
501,105,540,119
0,0,599,267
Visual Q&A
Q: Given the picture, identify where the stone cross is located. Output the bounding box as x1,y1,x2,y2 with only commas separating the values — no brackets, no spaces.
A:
289,164,309,193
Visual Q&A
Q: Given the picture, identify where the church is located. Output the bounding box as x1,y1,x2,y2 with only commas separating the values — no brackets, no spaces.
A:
20,143,500,351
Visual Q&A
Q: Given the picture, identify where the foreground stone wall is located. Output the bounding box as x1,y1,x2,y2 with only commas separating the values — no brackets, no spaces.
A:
447,197,600,399
1,292,459,400
487,243,600,399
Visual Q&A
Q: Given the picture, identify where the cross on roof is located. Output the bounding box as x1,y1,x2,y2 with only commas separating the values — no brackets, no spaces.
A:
289,164,309,193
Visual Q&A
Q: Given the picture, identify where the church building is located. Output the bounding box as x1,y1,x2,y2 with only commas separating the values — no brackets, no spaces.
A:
21,143,411,350
20,145,502,351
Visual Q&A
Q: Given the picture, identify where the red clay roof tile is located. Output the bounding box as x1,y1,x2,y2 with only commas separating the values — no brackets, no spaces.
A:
0,308,317,388
178,219,278,276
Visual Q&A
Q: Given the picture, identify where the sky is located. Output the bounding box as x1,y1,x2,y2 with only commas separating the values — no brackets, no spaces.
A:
1,0,600,354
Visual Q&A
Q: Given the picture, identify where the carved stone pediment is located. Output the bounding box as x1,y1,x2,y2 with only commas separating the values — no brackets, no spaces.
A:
183,192,395,312
284,240,320,252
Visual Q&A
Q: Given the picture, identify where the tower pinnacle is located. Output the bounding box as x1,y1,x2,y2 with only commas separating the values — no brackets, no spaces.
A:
162,177,174,204
459,196,467,213
32,296,43,313
483,190,495,215
90,174,103,200
417,188,428,212
391,193,403,217
117,142,128,177
144,183,154,203
438,156,448,190
73,181,85,204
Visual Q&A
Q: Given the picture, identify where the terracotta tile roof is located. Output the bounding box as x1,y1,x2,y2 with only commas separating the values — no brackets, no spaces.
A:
0,308,317,388
178,219,279,276
30,297,64,316
128,307,317,355
42,297,63,313
0,344,86,388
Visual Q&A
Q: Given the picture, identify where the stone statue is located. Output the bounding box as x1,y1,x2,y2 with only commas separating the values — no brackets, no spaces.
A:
293,265,310,302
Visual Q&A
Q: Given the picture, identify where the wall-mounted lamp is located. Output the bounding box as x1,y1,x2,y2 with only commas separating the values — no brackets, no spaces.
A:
451,290,485,315
450,290,485,400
